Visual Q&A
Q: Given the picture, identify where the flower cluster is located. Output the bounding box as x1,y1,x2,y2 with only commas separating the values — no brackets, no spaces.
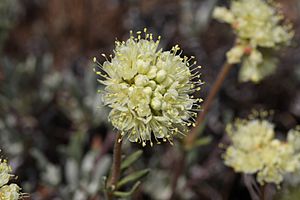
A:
224,119,300,185
0,158,22,200
94,29,202,146
213,0,293,83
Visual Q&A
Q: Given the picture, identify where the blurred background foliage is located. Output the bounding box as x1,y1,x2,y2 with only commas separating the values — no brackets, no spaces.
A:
0,0,300,199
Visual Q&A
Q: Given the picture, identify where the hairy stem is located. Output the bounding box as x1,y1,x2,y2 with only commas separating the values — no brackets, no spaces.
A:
107,133,122,200
185,62,233,148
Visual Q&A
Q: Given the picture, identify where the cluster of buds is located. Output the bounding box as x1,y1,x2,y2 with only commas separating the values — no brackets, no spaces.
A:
0,157,22,200
213,0,293,82
94,29,203,146
223,118,300,185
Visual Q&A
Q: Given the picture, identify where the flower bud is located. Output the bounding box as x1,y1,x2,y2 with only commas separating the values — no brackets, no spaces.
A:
150,97,162,110
155,69,167,83
134,74,149,86
137,60,150,74
226,45,245,64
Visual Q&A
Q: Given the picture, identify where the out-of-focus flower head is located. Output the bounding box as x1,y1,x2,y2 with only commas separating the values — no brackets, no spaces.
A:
288,127,300,152
213,0,294,83
93,29,203,147
0,159,12,187
223,116,300,186
0,154,23,200
0,184,21,200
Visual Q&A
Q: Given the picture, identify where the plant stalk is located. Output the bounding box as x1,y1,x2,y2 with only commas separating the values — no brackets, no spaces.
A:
260,184,266,200
169,151,186,200
169,62,234,199
107,133,123,200
185,62,233,148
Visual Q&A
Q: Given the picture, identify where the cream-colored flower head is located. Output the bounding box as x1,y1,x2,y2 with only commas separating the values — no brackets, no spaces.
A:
287,127,300,152
213,0,293,83
0,184,21,200
0,156,22,200
94,29,202,146
0,159,12,188
224,118,300,185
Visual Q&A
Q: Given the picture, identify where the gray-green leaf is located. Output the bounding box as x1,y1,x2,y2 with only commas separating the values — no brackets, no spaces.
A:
193,136,212,148
113,181,141,198
121,150,143,170
117,169,150,189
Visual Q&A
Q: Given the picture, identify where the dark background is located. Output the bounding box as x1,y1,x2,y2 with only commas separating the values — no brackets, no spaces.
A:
0,0,300,199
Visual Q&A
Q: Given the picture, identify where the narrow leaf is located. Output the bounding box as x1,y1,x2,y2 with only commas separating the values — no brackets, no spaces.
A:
113,181,141,198
117,169,150,189
194,136,212,148
121,150,143,170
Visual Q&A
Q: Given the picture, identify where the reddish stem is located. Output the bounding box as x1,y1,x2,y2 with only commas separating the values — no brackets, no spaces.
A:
185,62,234,148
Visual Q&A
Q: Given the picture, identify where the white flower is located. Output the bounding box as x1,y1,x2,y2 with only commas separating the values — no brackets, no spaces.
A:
213,0,294,82
0,155,23,200
94,29,203,146
0,184,20,200
0,159,12,188
224,118,300,185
